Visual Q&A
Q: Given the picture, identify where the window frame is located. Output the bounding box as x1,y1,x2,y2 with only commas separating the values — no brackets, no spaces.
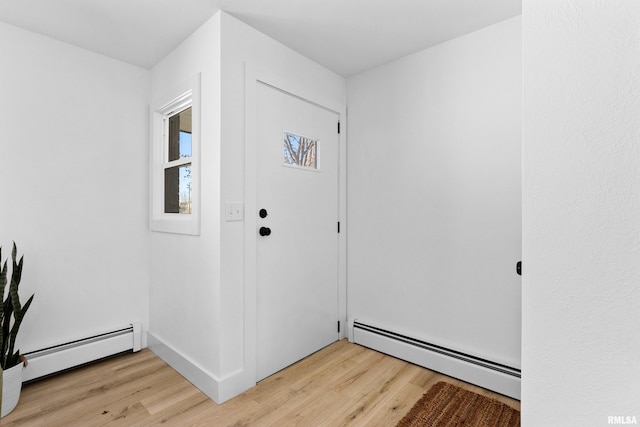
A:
150,73,201,235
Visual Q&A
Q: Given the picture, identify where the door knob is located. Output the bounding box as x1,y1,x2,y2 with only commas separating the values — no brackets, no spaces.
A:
259,208,268,218
259,227,271,236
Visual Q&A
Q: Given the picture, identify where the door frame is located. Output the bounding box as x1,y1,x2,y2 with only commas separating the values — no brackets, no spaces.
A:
243,62,347,385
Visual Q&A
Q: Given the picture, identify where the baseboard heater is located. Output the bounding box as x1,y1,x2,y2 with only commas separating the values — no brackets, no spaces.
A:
22,323,142,383
352,321,521,400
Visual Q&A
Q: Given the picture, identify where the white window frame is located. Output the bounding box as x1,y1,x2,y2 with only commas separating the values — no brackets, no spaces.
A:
150,73,201,235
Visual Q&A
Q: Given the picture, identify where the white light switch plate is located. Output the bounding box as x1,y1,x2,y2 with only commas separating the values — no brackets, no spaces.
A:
225,202,244,221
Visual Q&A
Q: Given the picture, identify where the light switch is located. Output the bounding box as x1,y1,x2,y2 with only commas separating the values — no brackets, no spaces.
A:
225,202,244,222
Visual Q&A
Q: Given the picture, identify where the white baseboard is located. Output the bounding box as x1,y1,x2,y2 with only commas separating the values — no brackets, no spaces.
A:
147,332,250,404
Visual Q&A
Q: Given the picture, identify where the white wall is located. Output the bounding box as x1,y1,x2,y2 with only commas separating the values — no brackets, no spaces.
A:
346,17,522,367
522,2,640,425
0,22,150,351
148,14,223,397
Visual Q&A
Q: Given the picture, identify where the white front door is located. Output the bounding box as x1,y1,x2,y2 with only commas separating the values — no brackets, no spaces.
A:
256,82,339,381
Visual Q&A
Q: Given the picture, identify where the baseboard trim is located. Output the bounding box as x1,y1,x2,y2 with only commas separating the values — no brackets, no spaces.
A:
147,332,249,404
147,332,221,403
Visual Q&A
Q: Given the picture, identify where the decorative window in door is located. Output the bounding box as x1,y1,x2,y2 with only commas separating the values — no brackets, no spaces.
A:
283,131,318,170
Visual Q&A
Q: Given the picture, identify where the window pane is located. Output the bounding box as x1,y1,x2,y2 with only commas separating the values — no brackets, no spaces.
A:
283,132,318,169
168,107,192,162
164,164,192,214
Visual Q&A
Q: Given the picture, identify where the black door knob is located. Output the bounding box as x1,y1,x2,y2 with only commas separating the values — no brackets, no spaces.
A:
259,208,268,218
259,227,271,236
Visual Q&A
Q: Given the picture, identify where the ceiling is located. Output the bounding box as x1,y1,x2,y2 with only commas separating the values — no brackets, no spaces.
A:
0,0,521,77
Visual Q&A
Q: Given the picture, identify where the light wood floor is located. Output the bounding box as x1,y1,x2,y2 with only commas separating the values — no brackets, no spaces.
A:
3,339,520,426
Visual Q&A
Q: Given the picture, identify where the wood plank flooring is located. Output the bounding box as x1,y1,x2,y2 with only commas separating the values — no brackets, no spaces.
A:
2,339,520,426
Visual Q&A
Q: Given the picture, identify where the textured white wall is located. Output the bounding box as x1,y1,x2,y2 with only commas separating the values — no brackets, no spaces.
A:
522,1,640,425
347,17,522,367
0,22,150,351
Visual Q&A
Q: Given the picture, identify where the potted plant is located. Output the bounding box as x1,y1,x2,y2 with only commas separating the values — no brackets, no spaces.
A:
0,242,34,417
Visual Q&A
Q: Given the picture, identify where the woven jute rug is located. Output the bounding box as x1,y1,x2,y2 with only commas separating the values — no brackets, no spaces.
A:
396,381,520,427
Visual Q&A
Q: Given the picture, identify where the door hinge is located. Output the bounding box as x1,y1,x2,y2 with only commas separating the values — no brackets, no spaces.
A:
516,261,522,276
337,121,341,134
337,221,340,233
338,321,341,333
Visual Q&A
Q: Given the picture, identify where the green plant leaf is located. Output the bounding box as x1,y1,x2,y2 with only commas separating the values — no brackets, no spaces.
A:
0,257,7,357
6,294,34,367
0,243,34,370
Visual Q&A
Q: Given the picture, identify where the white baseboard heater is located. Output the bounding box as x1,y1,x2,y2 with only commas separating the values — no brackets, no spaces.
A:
22,323,142,383
352,321,521,400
